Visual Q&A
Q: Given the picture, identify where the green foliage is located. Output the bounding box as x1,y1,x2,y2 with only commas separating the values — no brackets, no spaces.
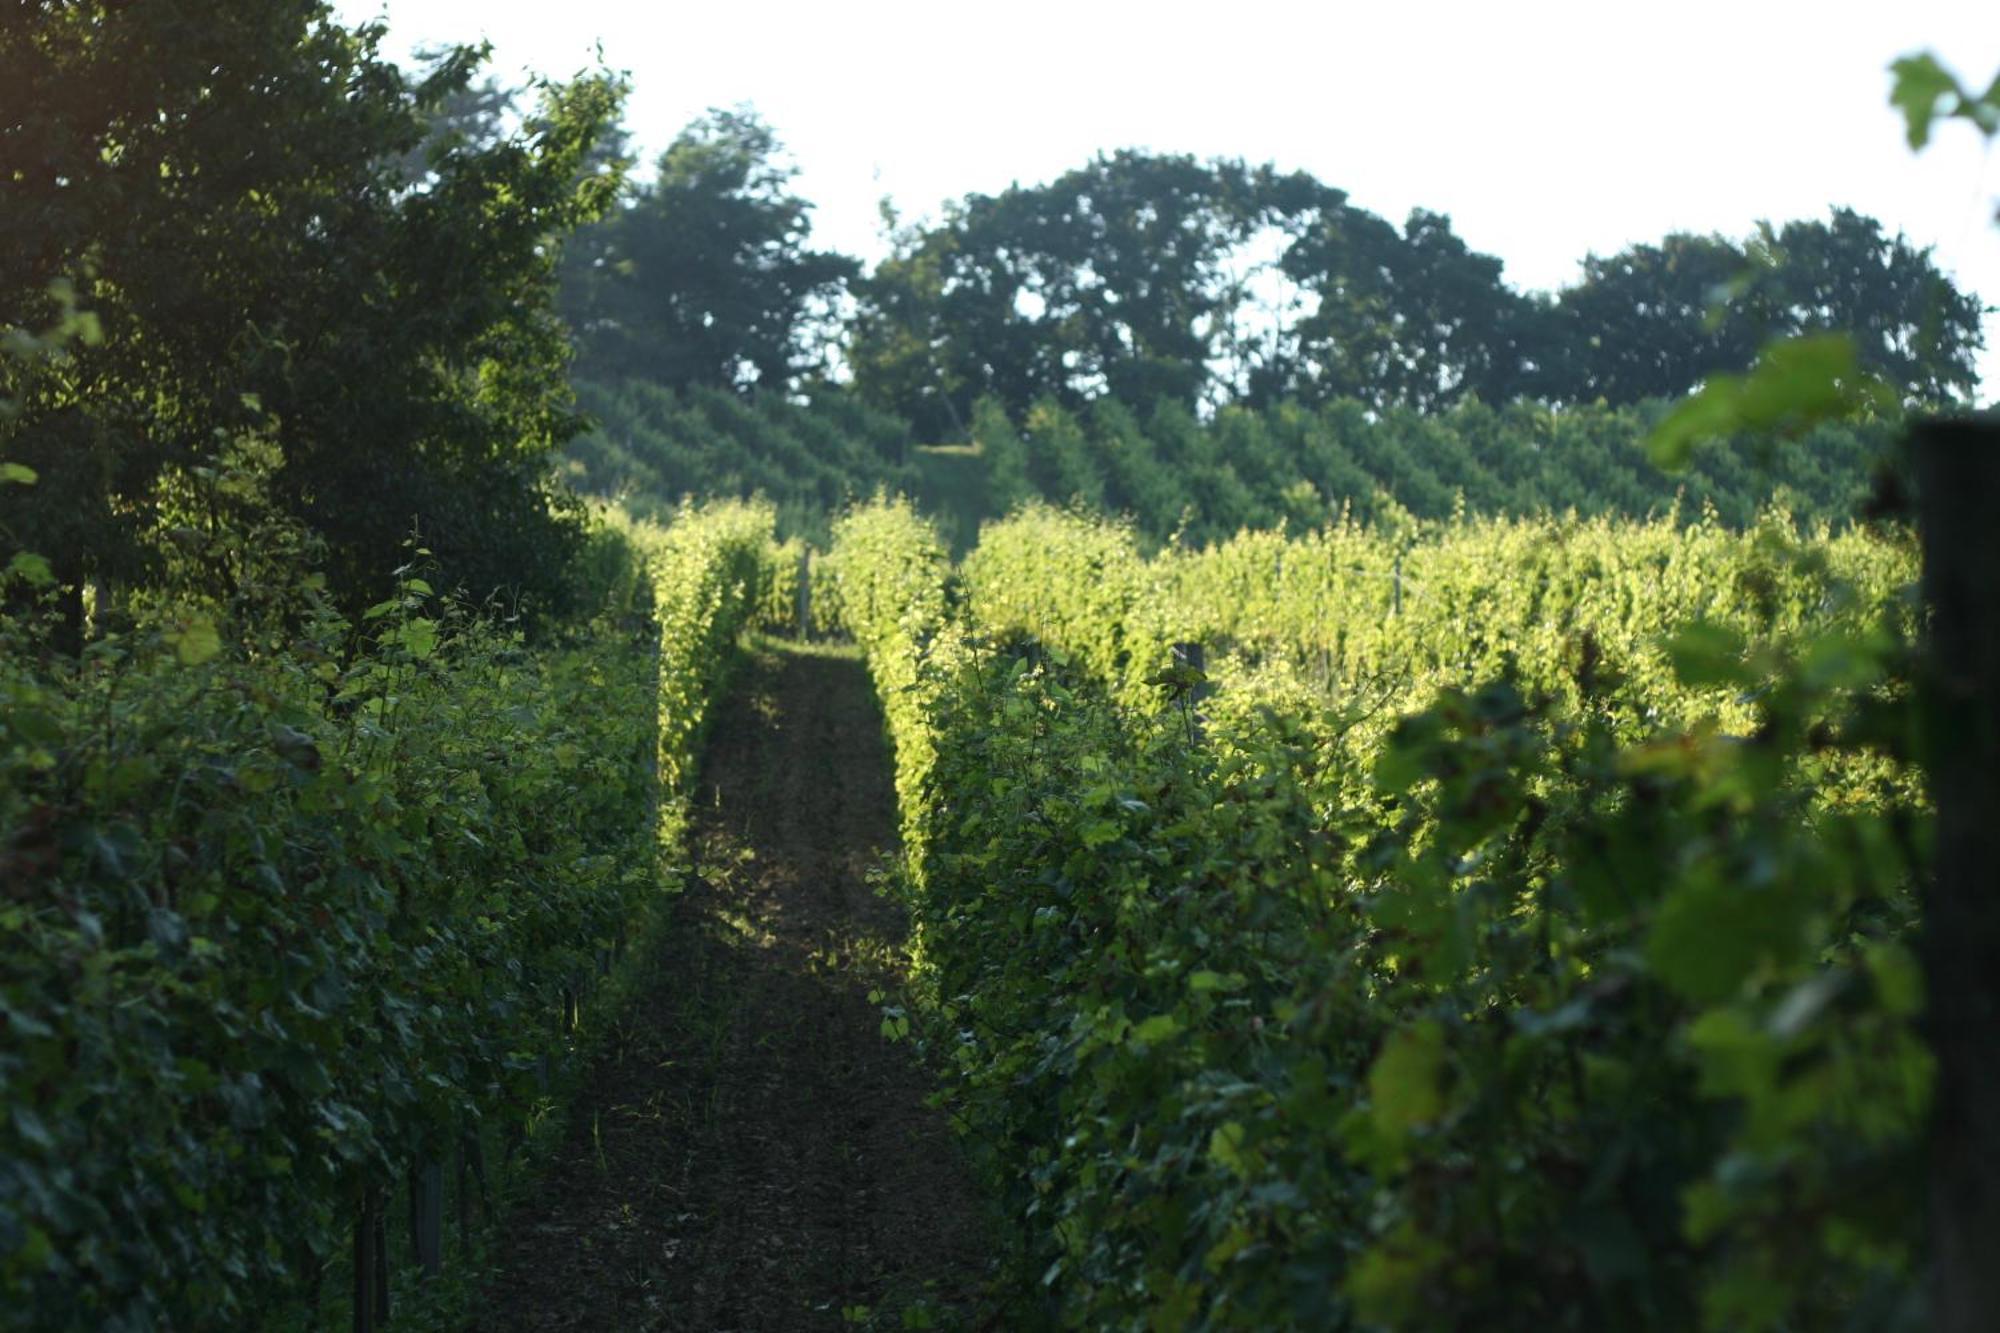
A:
838,497,1928,1330
988,396,1889,547
1543,211,1981,409
848,152,1314,436
1273,205,1536,411
1543,232,1769,404
972,396,1035,514
0,502,771,1330
0,3,628,621
824,498,955,859
602,501,776,794
561,107,857,391
1889,53,2000,149
577,384,1890,570
971,502,1917,799
565,380,917,546
752,538,845,638
844,144,1978,433
1650,335,1896,470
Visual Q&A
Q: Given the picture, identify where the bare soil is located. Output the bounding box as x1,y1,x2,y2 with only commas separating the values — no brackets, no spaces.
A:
474,641,995,1331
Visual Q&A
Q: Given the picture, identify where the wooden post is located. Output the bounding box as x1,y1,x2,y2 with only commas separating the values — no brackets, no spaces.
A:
456,1136,472,1256
352,1195,375,1333
1171,641,1210,744
464,1128,492,1224
1392,554,1403,618
371,1197,389,1328
410,1157,444,1279
1915,417,2000,1333
796,547,812,641
353,1181,389,1333
303,1251,323,1325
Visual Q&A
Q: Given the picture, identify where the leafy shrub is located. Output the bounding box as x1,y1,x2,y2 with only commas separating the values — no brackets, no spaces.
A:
837,499,1929,1331
0,501,772,1330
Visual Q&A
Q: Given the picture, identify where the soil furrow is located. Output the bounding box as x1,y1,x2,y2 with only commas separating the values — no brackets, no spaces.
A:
475,642,992,1331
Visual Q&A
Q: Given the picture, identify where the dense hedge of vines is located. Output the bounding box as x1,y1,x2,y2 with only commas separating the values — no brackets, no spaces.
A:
0,501,773,1330
566,379,1887,561
971,395,1892,547
566,380,918,544
966,503,1919,754
837,498,1930,1331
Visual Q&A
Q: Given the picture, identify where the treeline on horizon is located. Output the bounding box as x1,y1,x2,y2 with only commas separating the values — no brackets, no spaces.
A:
2,8,630,639
550,101,1979,537
3,18,1981,625
570,382,1893,554
562,106,1986,424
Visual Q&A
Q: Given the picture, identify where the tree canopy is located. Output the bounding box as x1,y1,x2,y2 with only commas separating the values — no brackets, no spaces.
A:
560,108,855,392
827,150,1982,434
0,2,625,632
846,153,1342,436
1545,208,1984,406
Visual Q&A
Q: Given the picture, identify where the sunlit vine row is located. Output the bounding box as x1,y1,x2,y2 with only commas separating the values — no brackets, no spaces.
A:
839,497,1929,1331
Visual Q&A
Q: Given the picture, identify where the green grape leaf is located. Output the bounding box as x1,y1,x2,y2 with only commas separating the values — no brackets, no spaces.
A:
1207,1120,1252,1177
396,617,440,660
1890,53,1963,149
1369,1019,1446,1137
1665,622,1750,688
171,617,223,666
1648,335,1891,471
7,552,53,586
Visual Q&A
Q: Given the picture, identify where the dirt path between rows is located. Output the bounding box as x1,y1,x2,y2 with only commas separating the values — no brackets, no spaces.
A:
475,641,995,1331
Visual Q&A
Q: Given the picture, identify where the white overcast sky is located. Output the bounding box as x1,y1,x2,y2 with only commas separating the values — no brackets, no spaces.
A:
335,0,2000,398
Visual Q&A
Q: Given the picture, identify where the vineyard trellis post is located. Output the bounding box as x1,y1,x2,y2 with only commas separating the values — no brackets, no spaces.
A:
797,547,812,640
350,1197,372,1333
1914,416,2000,1333
371,1199,389,1326
1171,641,1210,743
353,1180,389,1333
456,1134,473,1255
410,1157,444,1279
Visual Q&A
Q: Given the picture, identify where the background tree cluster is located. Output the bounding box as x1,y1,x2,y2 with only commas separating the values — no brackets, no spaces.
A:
0,2,626,636
560,108,855,392
557,110,1985,441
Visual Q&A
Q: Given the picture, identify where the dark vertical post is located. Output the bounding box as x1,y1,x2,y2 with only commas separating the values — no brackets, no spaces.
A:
52,575,85,657
1171,641,1210,744
303,1251,323,1324
797,547,812,641
1914,417,2000,1333
353,1180,389,1333
372,1204,390,1327
352,1194,375,1333
1392,554,1403,618
410,1157,444,1279
465,1128,492,1223
456,1134,472,1256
